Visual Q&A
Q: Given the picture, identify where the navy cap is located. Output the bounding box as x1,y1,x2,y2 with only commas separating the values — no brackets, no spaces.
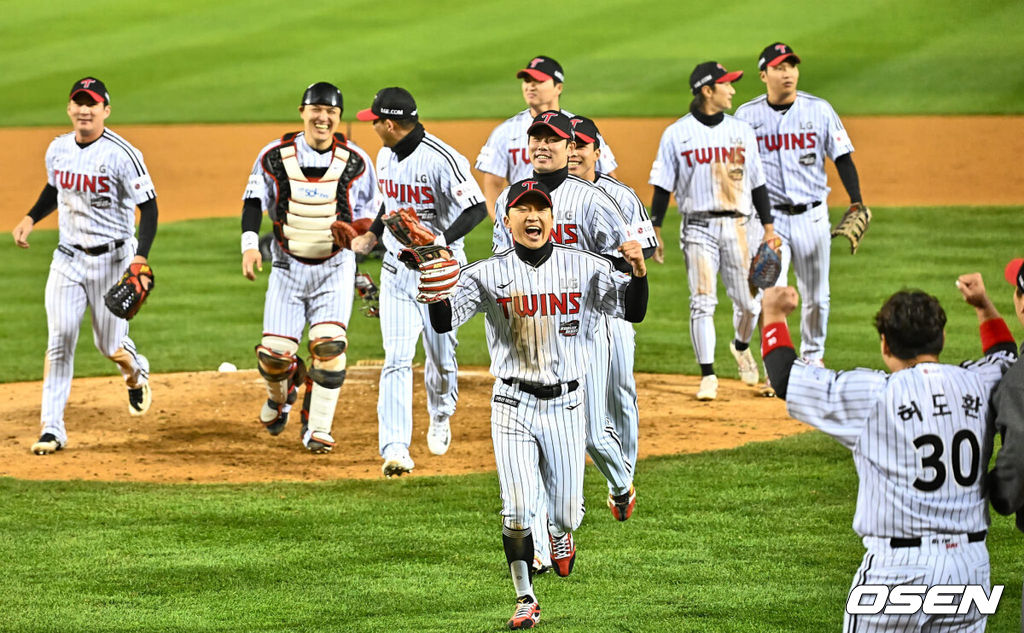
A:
70,77,109,105
507,179,553,209
690,61,743,95
568,115,600,148
758,42,801,71
357,87,418,121
517,56,565,84
527,110,574,141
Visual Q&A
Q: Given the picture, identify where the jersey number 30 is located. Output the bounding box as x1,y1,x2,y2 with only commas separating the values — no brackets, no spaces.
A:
913,431,980,491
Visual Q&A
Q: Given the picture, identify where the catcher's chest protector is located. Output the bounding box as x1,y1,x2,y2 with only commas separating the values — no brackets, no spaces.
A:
262,132,366,260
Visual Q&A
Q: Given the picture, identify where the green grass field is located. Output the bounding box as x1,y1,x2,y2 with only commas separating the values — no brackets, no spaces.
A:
4,2,1024,630
2,0,1023,125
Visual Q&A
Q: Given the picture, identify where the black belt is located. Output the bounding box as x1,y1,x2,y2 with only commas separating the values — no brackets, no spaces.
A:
773,200,823,215
707,210,741,218
890,530,986,548
73,240,125,256
502,378,579,400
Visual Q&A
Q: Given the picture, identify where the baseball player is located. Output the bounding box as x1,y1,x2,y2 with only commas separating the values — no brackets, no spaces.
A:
241,82,379,454
492,110,642,566
761,278,1016,632
735,42,864,364
422,179,648,629
349,87,488,477
11,77,157,455
649,61,777,401
475,55,618,221
567,115,657,520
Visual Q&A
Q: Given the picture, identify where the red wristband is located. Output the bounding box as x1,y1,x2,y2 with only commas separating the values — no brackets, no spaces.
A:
762,321,794,356
980,317,1014,351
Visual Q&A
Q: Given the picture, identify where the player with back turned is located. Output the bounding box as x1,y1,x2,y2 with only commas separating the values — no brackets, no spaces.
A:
11,77,158,455
419,179,648,629
349,87,489,477
735,42,865,365
649,61,778,401
240,82,380,454
761,277,1016,632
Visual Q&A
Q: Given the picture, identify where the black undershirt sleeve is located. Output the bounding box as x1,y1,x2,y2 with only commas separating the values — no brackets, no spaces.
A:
135,199,158,258
369,202,387,238
834,153,862,203
623,275,649,323
752,185,773,226
650,186,671,227
28,184,58,223
241,198,263,233
764,347,799,400
442,201,488,244
427,299,454,333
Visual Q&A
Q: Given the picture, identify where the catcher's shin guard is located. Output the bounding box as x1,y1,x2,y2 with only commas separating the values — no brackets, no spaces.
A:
305,322,348,438
256,335,300,403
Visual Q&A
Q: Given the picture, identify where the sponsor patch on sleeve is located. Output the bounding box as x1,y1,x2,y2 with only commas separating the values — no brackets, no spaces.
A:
452,179,484,207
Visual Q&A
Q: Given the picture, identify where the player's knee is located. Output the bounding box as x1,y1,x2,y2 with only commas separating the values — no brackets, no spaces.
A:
689,293,717,316
256,335,300,383
308,322,347,389
549,499,584,533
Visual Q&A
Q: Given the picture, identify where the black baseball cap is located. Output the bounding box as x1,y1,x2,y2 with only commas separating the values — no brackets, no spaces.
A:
690,61,743,95
357,87,418,121
568,116,600,148
301,82,343,108
527,110,574,141
758,42,801,71
507,179,553,210
517,56,565,84
1005,258,1024,293
70,77,109,105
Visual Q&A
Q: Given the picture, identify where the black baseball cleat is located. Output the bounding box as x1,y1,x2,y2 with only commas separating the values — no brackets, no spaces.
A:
31,433,64,455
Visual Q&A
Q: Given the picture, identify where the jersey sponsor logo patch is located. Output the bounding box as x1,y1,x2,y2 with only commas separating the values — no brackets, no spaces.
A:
558,320,580,337
92,197,112,209
799,153,816,166
493,394,520,407
381,261,397,275
497,293,582,319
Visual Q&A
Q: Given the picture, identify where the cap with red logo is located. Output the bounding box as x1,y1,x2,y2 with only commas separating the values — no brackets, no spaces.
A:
758,42,801,71
357,87,418,121
508,178,553,209
690,62,743,95
517,56,565,84
527,110,574,141
70,77,109,105
568,116,600,148
1004,258,1024,293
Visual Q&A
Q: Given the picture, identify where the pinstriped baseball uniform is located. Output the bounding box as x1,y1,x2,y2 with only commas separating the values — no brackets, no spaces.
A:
375,130,484,455
475,108,617,183
649,113,767,365
736,92,854,360
448,244,630,534
593,173,657,475
245,132,379,342
786,353,1014,632
40,129,155,445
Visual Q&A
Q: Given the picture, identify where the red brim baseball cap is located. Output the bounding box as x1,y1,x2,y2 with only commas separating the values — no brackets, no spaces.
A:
517,68,552,82
527,121,572,139
508,179,553,208
1004,258,1024,291
70,89,105,103
719,70,744,84
356,108,378,121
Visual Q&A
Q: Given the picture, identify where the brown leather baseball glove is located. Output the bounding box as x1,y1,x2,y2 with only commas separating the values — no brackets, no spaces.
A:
383,207,436,247
831,202,872,254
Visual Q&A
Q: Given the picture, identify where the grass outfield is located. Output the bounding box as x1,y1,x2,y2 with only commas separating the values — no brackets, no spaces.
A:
1,432,1021,632
4,205,1024,382
2,0,1024,125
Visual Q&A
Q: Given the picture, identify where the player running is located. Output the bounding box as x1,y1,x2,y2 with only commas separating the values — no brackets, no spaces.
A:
240,82,380,454
736,42,864,364
420,179,648,629
12,77,158,455
475,55,618,221
649,61,777,401
761,277,1015,632
349,87,488,477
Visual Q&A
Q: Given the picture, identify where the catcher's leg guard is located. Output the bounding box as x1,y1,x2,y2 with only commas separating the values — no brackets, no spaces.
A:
303,322,348,451
256,335,300,405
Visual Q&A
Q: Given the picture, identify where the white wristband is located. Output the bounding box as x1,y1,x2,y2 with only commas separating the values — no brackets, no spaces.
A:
241,231,260,254
433,233,448,247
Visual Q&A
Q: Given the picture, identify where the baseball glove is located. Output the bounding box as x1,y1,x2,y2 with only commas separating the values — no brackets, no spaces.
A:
104,263,155,320
354,272,380,318
383,207,436,247
415,257,461,304
397,244,452,270
831,202,872,254
749,237,783,289
331,220,358,249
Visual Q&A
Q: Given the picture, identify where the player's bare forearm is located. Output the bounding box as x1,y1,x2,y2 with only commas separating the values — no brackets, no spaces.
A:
482,173,507,223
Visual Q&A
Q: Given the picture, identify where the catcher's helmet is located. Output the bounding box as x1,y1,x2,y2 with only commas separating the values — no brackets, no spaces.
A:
301,82,343,109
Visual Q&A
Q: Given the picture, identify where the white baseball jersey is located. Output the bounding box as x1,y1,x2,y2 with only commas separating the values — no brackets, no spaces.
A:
476,108,618,183
594,173,658,251
786,355,1013,538
491,175,630,256
375,129,485,456
40,128,155,445
47,129,156,248
734,91,853,207
648,113,766,215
